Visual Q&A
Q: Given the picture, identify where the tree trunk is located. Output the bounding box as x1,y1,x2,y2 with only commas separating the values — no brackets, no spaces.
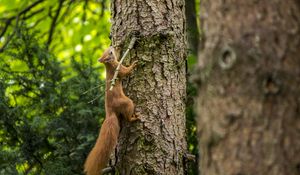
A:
110,0,187,174
196,1,300,175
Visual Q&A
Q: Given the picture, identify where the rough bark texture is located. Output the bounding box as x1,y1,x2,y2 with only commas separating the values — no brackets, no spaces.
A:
110,0,187,174
196,1,300,175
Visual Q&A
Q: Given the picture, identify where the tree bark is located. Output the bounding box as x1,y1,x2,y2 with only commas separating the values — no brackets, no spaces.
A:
110,0,187,174
196,1,300,175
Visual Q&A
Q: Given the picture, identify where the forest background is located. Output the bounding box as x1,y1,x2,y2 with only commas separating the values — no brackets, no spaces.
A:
0,0,199,174
3,1,298,175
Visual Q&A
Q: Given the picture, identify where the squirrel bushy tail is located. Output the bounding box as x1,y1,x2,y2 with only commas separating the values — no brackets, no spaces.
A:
84,113,120,175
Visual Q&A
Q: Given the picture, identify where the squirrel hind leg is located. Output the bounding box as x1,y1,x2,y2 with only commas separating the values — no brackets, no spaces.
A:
120,98,139,122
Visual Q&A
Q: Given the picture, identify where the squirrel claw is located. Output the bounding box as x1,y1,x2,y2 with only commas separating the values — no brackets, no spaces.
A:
129,113,140,122
132,60,138,66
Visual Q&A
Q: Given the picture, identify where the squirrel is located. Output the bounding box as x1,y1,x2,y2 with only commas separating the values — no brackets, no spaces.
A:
84,47,139,175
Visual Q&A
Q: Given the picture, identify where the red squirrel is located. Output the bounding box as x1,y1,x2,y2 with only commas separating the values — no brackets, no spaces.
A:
84,47,139,175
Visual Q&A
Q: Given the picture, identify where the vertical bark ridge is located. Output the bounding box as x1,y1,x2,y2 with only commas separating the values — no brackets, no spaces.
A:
111,0,187,174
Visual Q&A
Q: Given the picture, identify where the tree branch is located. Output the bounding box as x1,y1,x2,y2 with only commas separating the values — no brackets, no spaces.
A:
0,0,44,37
0,15,20,53
100,0,106,17
46,0,64,49
109,37,136,91
18,0,45,17
56,0,74,24
22,8,45,20
0,0,45,52
0,19,12,39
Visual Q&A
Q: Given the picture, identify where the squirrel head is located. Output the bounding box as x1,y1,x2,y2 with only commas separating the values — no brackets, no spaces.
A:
98,46,117,63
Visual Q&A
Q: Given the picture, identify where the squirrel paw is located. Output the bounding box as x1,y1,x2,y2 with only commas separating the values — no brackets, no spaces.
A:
132,60,138,67
129,113,140,122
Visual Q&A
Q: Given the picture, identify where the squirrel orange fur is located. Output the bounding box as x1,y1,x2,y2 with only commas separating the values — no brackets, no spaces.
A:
84,47,139,175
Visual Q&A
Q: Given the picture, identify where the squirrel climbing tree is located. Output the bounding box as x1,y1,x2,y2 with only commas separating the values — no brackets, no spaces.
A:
84,47,139,175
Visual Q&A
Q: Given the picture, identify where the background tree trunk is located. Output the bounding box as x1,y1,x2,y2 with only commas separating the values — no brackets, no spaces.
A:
111,0,187,174
196,1,300,175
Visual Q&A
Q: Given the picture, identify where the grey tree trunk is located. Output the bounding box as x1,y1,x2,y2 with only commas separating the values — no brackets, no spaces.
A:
110,0,187,174
196,1,300,175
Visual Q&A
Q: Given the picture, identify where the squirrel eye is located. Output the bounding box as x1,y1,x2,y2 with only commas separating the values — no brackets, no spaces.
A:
109,51,113,55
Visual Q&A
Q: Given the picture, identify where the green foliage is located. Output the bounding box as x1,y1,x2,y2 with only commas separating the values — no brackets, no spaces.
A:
0,26,105,174
186,53,199,175
0,0,111,173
